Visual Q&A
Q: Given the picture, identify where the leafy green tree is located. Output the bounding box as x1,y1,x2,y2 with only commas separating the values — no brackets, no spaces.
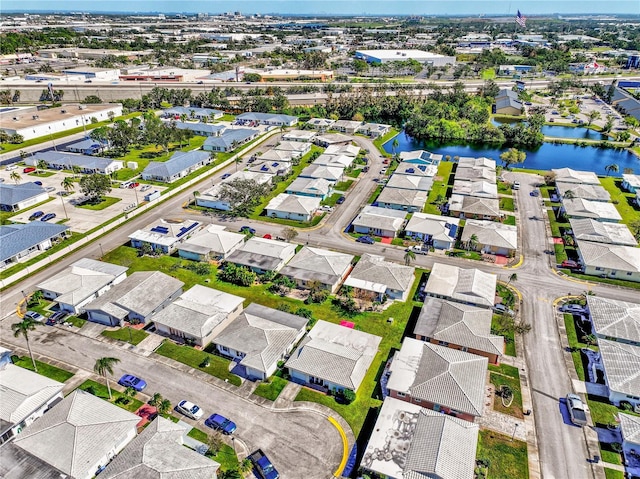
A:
604,163,619,176
156,399,172,416
93,356,120,400
219,178,271,217
79,174,112,202
12,317,39,371
499,148,526,169
403,249,416,266
587,110,600,127
282,226,298,241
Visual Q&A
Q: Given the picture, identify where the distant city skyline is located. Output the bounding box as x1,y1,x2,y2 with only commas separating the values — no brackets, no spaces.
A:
1,0,638,16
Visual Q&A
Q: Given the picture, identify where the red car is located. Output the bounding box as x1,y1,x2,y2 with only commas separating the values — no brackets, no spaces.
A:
263,234,272,239
23,167,36,173
128,182,140,188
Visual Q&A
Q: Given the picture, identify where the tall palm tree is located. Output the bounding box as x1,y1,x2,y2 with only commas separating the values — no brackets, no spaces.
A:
10,171,21,184
193,190,200,205
605,163,619,176
392,138,399,156
404,249,416,266
36,159,48,175
12,318,39,371
93,357,120,400
157,399,172,416
507,273,518,285
467,234,479,251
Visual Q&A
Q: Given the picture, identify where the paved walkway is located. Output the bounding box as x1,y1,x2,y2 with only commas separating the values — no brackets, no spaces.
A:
135,332,165,357
76,321,106,339
273,382,302,409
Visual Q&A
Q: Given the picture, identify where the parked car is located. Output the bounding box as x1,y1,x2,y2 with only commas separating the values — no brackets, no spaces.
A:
263,234,273,239
566,393,588,426
25,311,45,322
46,311,67,326
561,303,587,314
512,182,520,190
40,213,56,222
205,413,237,435
362,166,369,172
405,245,427,255
29,210,44,221
529,190,539,197
45,186,55,192
239,226,256,235
382,159,390,164
221,173,231,180
336,196,345,204
356,235,375,244
525,102,533,106
118,374,147,392
249,449,279,479
140,184,151,192
560,260,580,269
34,181,43,186
23,167,36,173
128,182,140,189
121,181,132,189
493,304,515,316
175,400,204,420
0,178,4,183
5,164,18,171
379,168,388,174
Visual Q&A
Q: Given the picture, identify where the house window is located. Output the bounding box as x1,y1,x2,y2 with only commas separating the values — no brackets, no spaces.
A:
611,270,617,276
414,398,422,403
438,341,449,347
397,391,406,398
627,272,633,276
595,267,603,271
221,346,229,352
461,346,469,352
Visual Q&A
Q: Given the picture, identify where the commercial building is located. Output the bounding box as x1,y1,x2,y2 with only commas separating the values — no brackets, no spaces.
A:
355,49,456,66
0,183,49,212
141,151,212,183
0,222,69,270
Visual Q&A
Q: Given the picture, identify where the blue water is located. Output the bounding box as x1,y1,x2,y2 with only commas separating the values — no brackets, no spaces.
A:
384,131,639,176
491,118,608,141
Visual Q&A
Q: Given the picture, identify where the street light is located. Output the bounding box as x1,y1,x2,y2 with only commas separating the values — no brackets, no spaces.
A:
511,423,519,441
98,243,104,258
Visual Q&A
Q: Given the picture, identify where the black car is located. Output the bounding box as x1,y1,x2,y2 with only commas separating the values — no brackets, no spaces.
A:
46,311,67,326
356,235,375,244
29,210,44,221
40,213,56,222
336,196,345,204
239,226,256,235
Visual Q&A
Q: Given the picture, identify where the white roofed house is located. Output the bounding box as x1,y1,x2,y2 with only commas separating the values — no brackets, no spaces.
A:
561,198,622,222
352,205,407,238
83,271,184,327
597,339,640,409
141,150,211,183
0,363,64,444
265,193,321,222
282,129,316,142
213,303,308,381
299,164,344,183
461,219,518,257
285,320,382,394
393,162,438,178
360,396,479,479
274,140,311,159
128,219,201,255
280,246,354,293
285,177,332,199
556,182,610,202
324,144,360,157
404,213,460,250
225,236,296,274
552,167,600,185
619,413,640,467
387,338,488,422
152,285,244,347
344,254,415,302
332,119,363,134
0,222,69,270
178,224,245,261
455,165,497,183
236,112,298,127
458,156,496,170
257,149,295,163
358,122,391,138
385,174,434,192
313,133,353,147
249,159,292,176
622,173,640,193
376,187,427,212
312,153,355,169
452,179,498,199
448,194,501,221
423,262,497,308
569,218,638,247
586,296,640,346
398,150,442,166
37,258,128,314
306,118,335,131
576,240,640,282
202,128,260,152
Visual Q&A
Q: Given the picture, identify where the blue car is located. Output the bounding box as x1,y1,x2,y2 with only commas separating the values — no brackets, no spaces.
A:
205,413,237,434
356,235,375,244
336,196,345,204
239,226,256,235
29,210,44,221
40,213,56,222
118,374,147,392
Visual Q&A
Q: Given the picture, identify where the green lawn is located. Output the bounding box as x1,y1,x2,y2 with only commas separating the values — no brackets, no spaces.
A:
563,313,596,381
156,341,242,386
322,193,342,206
102,327,149,345
489,363,524,418
500,197,515,212
76,196,122,210
334,179,354,191
481,68,497,79
184,428,239,470
253,376,289,401
76,379,144,412
600,443,622,465
345,168,362,178
599,177,640,225
447,249,483,261
28,171,56,177
13,356,75,382
498,181,513,194
372,128,400,156
604,468,625,479
476,429,529,479
503,215,516,226
567,272,640,290
367,185,383,204
491,314,516,357
66,315,86,328
423,161,454,215
587,395,639,428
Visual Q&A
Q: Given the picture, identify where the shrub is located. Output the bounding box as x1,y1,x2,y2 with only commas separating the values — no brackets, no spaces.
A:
341,389,356,404
217,263,256,286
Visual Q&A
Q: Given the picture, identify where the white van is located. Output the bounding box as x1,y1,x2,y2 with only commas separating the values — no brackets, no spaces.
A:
120,181,133,189
5,164,18,171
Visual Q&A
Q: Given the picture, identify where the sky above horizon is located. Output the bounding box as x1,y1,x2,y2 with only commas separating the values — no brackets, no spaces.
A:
2,1,639,15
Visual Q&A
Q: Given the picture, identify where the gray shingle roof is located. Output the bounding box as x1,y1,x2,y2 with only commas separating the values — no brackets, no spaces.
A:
280,246,353,287
376,187,427,209
13,390,139,479
173,121,226,135
556,182,610,202
404,213,460,243
265,193,320,216
577,240,640,273
587,296,640,344
226,236,296,271
598,339,640,398
352,205,407,234
551,168,600,185
346,254,415,293
213,303,308,374
388,338,488,417
461,219,518,251
203,128,259,150
619,413,640,445
0,222,69,263
414,297,504,356
31,150,118,171
100,417,219,479
285,320,381,390
163,106,223,118
0,183,47,207
569,218,638,246
449,194,500,217
237,112,297,124
142,150,210,179
424,262,497,308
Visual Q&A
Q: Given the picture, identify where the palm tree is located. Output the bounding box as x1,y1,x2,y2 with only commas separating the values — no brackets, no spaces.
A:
507,273,518,285
605,163,619,176
467,234,479,251
12,318,39,371
192,190,200,205
563,190,575,199
392,138,399,156
93,357,120,400
36,159,47,175
157,399,172,416
28,289,44,306
587,110,600,127
10,171,20,184
149,392,163,408
239,458,253,474
403,249,416,266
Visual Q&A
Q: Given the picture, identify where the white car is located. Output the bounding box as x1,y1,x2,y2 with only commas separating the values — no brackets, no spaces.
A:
561,304,587,314
512,181,520,190
175,400,204,420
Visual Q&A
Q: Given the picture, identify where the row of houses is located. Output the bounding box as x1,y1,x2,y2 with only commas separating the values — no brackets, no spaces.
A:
305,117,391,138
448,157,502,220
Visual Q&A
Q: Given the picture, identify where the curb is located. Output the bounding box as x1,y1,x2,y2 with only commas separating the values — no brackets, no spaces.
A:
328,416,349,478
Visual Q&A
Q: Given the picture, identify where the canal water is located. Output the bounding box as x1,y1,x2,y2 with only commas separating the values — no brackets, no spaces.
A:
491,118,609,141
383,131,638,176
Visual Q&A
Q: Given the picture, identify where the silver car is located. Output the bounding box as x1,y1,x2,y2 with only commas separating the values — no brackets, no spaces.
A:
175,400,204,420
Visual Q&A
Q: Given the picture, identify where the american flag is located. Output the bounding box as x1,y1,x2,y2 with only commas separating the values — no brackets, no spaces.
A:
516,10,527,28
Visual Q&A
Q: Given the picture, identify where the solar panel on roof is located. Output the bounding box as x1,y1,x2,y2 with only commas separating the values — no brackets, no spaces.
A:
176,222,199,238
150,226,170,234
406,168,415,173
272,163,279,167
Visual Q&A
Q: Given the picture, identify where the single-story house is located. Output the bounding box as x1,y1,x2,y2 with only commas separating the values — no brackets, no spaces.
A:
30,151,122,175
423,262,497,308
312,153,355,169
265,193,321,222
141,150,211,183
313,133,353,147
299,164,344,183
279,246,354,293
0,183,49,212
561,198,622,222
597,339,640,409
236,112,298,127
202,128,260,152
460,219,518,256
404,213,459,250
223,170,273,186
556,181,611,202
393,162,438,177
622,173,640,193
360,396,479,479
494,89,523,115
306,118,335,130
448,194,501,220
152,285,244,347
178,224,245,261
552,167,601,185
225,236,297,274
332,119,363,134
129,219,201,254
172,121,226,137
324,144,360,157
398,150,443,166
37,258,128,314
375,187,427,212
569,218,637,247
285,177,332,199
0,363,64,445
0,222,69,270
257,149,295,163
249,160,292,176
194,171,271,212
344,254,415,302
274,141,311,158
455,165,496,182
66,138,110,155
619,413,640,463
413,297,504,364
12,390,139,479
163,106,223,121
452,179,498,199
84,271,184,326
352,205,406,238
586,296,640,346
387,338,488,421
101,417,220,479
213,303,308,380
385,174,434,192
282,129,316,142
576,240,640,282
285,320,382,394
358,122,391,138
458,157,496,170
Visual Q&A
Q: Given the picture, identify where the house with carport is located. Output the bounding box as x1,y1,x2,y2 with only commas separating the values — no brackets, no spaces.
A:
282,129,316,142
404,213,459,250
306,118,335,131
213,303,308,381
448,194,501,220
344,254,415,302
0,183,49,212
141,150,211,183
325,144,360,157
178,224,245,261
561,198,622,222
352,205,406,238
385,174,434,192
619,413,640,466
597,339,640,409
460,219,517,257
375,187,427,212
556,182,610,202
286,177,332,199
576,240,640,282
0,222,69,270
552,167,600,185
279,246,354,293
225,236,296,274
585,296,640,347
569,218,638,247
332,119,362,134
622,173,640,193
129,219,201,255
299,164,344,183
274,141,311,159
265,193,320,222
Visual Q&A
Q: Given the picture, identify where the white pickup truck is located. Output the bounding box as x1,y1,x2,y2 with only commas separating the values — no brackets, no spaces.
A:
566,393,588,426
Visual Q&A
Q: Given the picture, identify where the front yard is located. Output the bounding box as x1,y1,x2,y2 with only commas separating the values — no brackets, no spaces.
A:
476,429,529,479
489,363,524,419
13,356,75,383
563,313,597,381
599,177,640,226
253,376,289,401
102,326,149,345
76,379,144,413
423,161,454,215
